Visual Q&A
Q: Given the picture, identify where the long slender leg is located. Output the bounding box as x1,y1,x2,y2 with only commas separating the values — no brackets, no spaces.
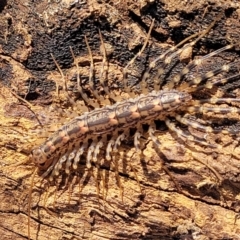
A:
192,98,240,105
51,54,74,105
72,143,88,170
148,122,161,148
123,19,155,95
113,132,126,152
182,60,240,90
70,47,90,105
145,13,222,91
65,149,77,174
175,114,234,135
50,154,67,179
165,117,219,148
186,105,240,114
86,140,97,169
27,168,38,240
173,44,235,88
92,139,103,163
199,72,240,91
84,35,101,102
98,30,113,100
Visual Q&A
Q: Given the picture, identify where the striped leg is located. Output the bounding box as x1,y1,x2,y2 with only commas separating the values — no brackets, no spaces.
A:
70,47,90,105
144,13,222,91
183,60,240,90
175,114,234,135
198,72,240,91
98,30,114,102
173,44,235,89
165,117,219,148
123,20,155,95
84,36,101,102
51,53,75,105
186,105,240,115
148,123,161,148
192,98,240,105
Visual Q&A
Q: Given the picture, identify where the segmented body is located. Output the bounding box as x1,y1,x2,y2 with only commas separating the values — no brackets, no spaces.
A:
31,90,191,172
26,13,240,240
29,15,240,183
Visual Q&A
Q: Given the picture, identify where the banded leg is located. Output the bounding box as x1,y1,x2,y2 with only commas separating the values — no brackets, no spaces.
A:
86,140,97,168
49,154,68,180
199,72,240,91
86,139,102,198
134,124,143,153
113,132,126,152
92,139,104,163
165,117,219,148
148,123,161,148
72,142,88,169
84,36,101,103
175,114,234,135
173,44,234,88
51,54,74,105
106,137,116,161
112,153,124,201
192,98,240,105
123,19,155,95
67,174,78,204
98,30,114,101
70,47,90,105
145,13,222,91
193,60,240,87
40,156,60,180
186,106,240,115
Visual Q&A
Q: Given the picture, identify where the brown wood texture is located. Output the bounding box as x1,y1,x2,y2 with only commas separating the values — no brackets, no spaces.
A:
0,0,240,239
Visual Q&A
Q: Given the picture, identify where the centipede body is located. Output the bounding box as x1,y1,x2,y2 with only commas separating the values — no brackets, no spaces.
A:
0,2,238,240
26,11,240,240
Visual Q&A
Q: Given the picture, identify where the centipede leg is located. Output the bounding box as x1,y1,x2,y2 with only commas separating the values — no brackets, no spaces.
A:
123,19,155,95
129,161,142,193
112,154,123,201
52,174,63,208
148,123,161,148
28,168,38,240
165,117,219,148
176,112,238,135
189,150,223,184
145,13,222,91
51,53,75,106
173,44,234,89
67,174,78,204
186,105,240,115
134,125,143,154
70,47,90,108
84,35,101,105
98,30,115,103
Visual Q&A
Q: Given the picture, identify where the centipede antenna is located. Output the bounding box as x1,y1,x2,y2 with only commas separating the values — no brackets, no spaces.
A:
28,167,38,240
10,90,43,128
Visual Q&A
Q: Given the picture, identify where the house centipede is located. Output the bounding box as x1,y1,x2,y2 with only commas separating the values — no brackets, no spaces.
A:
18,13,240,239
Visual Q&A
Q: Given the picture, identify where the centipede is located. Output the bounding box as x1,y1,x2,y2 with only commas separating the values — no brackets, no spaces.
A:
2,9,240,240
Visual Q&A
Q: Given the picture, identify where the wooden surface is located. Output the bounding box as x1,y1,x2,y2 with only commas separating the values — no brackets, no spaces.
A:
0,0,240,239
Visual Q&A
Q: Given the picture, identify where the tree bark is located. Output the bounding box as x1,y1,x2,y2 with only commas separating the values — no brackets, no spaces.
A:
0,0,240,239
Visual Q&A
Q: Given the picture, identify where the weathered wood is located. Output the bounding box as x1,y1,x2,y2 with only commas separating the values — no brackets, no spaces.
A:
0,0,240,239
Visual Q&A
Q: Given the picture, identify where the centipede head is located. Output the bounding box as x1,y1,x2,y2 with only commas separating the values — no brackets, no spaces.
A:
29,146,52,170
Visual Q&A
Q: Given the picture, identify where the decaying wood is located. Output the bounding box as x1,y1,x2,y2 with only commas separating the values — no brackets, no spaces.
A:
0,0,240,239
